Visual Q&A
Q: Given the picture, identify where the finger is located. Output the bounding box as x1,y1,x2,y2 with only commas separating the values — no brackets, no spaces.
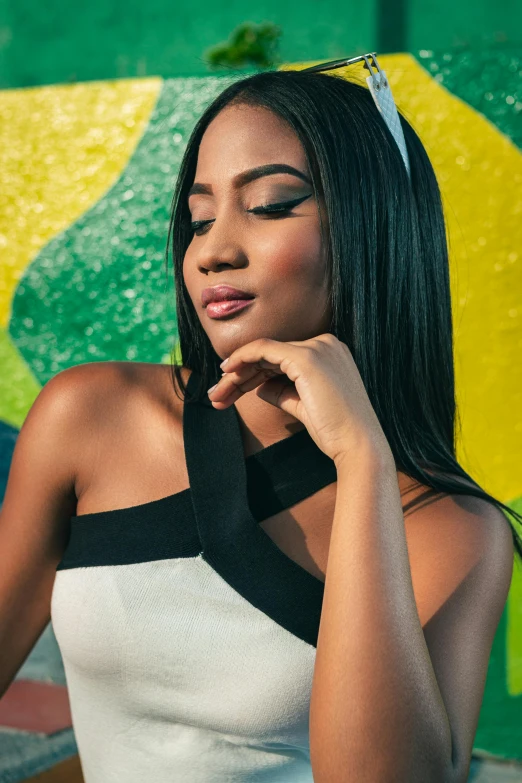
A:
255,375,301,417
221,358,283,377
219,338,305,383
211,346,287,401
213,374,299,417
209,367,279,405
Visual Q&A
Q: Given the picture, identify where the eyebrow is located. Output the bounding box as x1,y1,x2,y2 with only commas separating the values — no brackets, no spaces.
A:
187,163,312,198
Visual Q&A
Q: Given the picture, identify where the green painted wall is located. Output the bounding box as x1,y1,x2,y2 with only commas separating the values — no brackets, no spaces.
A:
410,0,522,51
0,0,376,88
1,0,521,89
1,1,522,771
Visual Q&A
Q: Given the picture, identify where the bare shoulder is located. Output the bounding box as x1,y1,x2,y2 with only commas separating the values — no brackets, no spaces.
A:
397,469,515,594
42,361,132,435
51,361,193,418
36,362,189,484
48,359,130,400
53,362,195,507
125,362,194,414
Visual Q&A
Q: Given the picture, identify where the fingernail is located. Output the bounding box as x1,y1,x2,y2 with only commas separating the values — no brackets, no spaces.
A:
207,383,217,394
220,358,229,369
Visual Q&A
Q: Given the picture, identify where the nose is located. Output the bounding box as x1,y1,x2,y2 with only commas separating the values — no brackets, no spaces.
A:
197,245,247,274
192,206,248,274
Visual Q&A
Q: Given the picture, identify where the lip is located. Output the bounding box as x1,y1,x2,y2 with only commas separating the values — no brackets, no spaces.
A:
201,284,255,307
205,298,255,319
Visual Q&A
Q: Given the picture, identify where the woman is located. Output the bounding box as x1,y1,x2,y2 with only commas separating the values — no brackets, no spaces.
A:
1,65,520,782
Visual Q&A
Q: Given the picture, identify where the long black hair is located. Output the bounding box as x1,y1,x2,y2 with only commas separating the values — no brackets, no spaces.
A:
164,67,522,564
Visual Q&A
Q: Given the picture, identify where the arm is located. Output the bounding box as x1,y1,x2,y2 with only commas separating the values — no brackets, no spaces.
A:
0,364,103,698
309,445,514,783
203,332,513,782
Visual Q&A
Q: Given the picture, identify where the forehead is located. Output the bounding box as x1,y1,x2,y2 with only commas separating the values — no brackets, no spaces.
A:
195,103,307,179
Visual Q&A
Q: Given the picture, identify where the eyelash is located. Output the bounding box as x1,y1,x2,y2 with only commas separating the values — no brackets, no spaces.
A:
190,194,312,236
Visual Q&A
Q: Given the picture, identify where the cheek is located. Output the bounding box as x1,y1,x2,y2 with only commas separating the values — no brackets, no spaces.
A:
253,220,324,281
181,248,196,291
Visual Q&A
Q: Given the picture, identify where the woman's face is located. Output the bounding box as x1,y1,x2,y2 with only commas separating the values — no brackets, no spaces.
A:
183,103,332,361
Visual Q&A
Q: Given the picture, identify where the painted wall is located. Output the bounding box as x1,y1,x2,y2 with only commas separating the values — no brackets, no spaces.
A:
0,0,521,88
1,44,522,776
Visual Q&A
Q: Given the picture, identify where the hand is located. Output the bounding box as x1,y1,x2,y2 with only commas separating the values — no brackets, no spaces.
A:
207,333,393,469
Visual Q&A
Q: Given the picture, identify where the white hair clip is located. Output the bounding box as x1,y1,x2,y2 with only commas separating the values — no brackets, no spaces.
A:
301,52,411,179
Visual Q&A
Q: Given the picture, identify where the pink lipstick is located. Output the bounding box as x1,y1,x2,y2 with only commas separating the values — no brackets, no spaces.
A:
205,299,255,319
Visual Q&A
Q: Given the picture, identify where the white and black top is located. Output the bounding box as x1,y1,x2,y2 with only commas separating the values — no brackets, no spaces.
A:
51,368,337,782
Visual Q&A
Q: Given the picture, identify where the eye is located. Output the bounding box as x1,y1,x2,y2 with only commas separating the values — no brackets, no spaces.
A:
190,193,312,236
190,219,213,237
248,193,312,216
